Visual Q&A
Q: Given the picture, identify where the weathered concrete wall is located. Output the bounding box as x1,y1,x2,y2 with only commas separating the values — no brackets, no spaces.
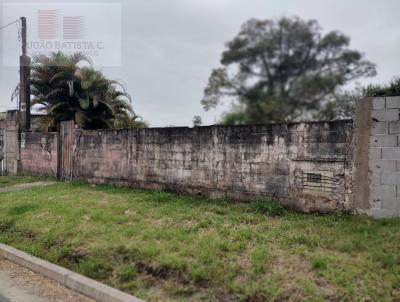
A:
13,96,400,217
72,122,353,212
354,96,400,218
20,132,58,177
0,111,20,174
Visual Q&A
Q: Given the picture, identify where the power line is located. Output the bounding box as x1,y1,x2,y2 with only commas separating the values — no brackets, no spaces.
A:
0,19,20,31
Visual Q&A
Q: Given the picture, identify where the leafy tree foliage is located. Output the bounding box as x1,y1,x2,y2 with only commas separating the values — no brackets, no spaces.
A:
316,92,357,121
192,115,202,127
201,17,376,124
314,78,400,121
361,78,400,97
31,52,145,130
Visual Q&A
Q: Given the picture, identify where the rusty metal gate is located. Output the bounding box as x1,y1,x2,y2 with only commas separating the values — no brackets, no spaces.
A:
57,120,75,180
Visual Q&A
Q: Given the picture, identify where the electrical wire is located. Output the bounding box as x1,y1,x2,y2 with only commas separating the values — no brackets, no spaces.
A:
0,19,20,31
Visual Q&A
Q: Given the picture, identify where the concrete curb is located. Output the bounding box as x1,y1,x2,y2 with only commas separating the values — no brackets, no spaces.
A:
0,243,144,302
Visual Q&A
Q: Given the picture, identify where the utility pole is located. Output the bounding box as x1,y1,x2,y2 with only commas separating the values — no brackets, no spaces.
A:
19,16,30,131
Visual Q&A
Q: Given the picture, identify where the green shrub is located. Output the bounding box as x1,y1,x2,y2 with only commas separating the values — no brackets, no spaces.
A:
250,200,285,216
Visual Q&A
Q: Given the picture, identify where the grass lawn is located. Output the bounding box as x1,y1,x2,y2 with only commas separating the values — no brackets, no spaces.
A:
0,179,399,301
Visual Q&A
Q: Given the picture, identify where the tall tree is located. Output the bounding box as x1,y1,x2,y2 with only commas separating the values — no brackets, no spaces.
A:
30,52,142,130
201,17,376,124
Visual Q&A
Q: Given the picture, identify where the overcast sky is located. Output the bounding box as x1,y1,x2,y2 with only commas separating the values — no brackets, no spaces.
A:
0,0,399,127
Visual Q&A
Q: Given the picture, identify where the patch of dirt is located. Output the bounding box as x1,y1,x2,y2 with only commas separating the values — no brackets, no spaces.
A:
0,224,38,242
63,247,89,264
0,181,57,193
138,261,192,284
271,253,338,301
0,221,14,232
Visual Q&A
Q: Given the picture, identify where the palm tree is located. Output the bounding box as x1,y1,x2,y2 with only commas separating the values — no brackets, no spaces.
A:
30,52,90,130
75,67,134,129
30,52,140,130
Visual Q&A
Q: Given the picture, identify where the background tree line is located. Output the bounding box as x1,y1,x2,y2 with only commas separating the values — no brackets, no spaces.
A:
201,16,400,125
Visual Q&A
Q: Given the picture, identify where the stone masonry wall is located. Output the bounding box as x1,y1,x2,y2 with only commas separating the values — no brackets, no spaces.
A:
72,121,353,212
20,132,58,177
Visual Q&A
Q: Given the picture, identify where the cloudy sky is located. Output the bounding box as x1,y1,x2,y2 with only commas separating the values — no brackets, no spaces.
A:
0,0,399,126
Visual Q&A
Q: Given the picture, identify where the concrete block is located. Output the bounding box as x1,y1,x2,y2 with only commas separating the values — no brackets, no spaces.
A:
389,121,400,134
370,184,397,199
382,147,400,160
369,135,398,147
370,171,381,184
372,97,386,110
370,208,399,218
382,198,400,211
369,148,382,159
386,96,400,109
371,122,388,134
369,160,397,173
381,172,400,185
369,197,382,209
371,109,400,122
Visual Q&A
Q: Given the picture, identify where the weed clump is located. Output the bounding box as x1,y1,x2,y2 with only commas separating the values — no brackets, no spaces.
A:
311,255,329,271
118,264,138,282
250,200,285,216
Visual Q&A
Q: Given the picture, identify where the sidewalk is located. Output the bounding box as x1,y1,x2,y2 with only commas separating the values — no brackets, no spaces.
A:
0,258,93,302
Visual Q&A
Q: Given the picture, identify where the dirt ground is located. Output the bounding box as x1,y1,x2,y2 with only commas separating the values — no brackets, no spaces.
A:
0,181,57,193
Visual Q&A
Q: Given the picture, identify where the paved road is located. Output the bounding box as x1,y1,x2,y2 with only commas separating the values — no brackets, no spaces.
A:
0,258,93,302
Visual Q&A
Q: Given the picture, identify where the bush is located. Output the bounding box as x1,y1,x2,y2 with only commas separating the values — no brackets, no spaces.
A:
362,78,400,97
250,200,285,216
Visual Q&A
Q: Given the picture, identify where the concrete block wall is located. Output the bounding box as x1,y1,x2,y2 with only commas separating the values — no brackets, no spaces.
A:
368,97,400,217
0,111,20,174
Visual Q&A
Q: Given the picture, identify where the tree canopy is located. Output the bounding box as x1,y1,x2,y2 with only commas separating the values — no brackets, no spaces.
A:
201,17,376,124
30,52,146,131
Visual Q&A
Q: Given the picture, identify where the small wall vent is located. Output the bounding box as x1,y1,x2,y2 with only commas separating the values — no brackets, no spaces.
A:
302,171,334,195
